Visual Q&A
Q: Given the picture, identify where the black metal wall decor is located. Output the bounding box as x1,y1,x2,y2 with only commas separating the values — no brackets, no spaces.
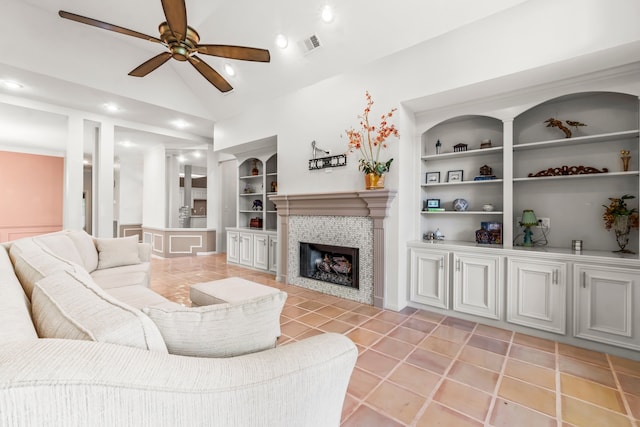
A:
308,154,347,170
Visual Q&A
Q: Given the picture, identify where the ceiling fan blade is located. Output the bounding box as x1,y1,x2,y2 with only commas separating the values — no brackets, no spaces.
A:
58,11,162,44
161,0,188,41
188,56,233,93
128,52,172,77
196,45,271,62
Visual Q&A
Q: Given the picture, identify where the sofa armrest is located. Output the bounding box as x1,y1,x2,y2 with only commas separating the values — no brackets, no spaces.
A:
0,334,357,427
137,242,151,262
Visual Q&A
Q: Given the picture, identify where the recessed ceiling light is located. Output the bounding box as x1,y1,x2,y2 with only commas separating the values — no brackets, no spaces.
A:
119,140,133,148
224,64,235,77
172,119,189,129
103,103,120,112
1,80,24,90
275,34,288,49
321,5,334,23
177,155,186,162
192,151,201,158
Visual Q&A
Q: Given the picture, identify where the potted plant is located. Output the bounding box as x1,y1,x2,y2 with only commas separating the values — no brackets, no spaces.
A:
602,194,639,253
346,91,399,189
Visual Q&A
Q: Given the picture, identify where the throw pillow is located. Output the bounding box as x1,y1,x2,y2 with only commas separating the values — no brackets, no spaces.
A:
95,235,141,270
143,291,287,358
32,269,167,353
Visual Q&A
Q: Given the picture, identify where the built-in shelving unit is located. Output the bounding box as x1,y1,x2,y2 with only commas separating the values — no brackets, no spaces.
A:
419,92,640,253
236,153,277,231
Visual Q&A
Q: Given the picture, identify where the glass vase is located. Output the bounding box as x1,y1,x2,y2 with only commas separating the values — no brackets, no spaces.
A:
613,215,635,254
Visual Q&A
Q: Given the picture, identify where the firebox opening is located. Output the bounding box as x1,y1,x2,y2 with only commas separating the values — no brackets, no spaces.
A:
299,242,359,289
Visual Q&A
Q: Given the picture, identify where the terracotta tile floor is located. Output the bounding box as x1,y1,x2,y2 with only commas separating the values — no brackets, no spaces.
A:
149,254,640,427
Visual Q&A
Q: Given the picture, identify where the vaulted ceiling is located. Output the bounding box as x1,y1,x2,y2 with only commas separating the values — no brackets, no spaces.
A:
0,0,526,158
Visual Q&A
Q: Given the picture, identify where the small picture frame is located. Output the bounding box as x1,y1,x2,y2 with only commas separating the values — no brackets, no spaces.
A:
447,170,464,182
426,172,440,184
426,199,441,208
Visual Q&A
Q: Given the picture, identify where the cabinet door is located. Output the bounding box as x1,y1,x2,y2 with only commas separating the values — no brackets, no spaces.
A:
574,264,640,351
227,231,239,264
253,233,269,270
507,258,566,334
239,232,253,266
268,235,278,273
453,252,502,320
409,247,449,309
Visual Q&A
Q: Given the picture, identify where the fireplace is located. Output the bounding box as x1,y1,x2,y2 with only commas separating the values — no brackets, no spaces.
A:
299,242,359,289
270,190,396,307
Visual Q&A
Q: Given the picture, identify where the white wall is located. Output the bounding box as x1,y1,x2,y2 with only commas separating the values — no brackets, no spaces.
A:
213,0,640,310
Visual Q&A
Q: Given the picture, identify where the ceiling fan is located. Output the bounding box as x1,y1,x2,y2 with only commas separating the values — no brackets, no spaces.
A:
59,0,270,92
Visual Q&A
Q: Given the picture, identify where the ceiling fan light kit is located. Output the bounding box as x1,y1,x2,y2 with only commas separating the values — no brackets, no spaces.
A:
58,0,270,93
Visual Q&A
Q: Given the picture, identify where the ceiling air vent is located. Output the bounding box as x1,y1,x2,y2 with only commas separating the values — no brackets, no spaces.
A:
301,34,322,54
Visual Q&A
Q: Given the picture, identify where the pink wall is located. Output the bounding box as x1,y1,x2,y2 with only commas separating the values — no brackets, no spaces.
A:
0,151,64,242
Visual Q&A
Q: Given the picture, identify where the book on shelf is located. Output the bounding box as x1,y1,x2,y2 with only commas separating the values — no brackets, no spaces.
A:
426,208,445,212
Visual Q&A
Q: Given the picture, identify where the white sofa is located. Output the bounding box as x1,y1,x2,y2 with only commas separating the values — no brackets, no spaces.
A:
0,230,357,427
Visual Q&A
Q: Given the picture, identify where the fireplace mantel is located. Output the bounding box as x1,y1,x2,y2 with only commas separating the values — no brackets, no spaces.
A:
270,190,397,307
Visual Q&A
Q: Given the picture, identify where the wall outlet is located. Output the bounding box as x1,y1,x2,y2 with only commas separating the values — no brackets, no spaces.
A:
538,217,550,229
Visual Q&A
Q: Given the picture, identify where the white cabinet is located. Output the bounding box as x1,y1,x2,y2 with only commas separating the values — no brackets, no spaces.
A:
268,235,278,273
574,264,640,351
409,247,449,309
226,228,276,272
239,232,254,266
253,233,269,270
227,230,239,264
507,258,567,334
453,252,502,320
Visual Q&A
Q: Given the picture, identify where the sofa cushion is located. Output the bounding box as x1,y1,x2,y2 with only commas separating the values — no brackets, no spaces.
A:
66,229,99,272
9,238,79,298
90,263,150,289
143,291,287,358
0,246,38,343
95,235,141,270
32,269,167,353
106,285,181,310
34,233,85,269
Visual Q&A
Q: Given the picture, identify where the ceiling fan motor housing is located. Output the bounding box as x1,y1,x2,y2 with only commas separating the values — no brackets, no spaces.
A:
159,22,199,61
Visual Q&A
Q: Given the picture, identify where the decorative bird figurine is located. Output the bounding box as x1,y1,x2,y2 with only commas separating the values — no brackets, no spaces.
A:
544,118,587,138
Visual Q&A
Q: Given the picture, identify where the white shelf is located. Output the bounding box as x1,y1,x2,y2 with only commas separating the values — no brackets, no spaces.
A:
422,146,503,160
422,179,503,187
514,171,639,182
421,211,504,215
239,210,264,214
239,174,263,180
513,129,639,151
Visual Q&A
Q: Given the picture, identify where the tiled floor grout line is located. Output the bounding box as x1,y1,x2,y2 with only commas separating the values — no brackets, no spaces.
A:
555,340,563,426
606,352,637,427
483,330,514,427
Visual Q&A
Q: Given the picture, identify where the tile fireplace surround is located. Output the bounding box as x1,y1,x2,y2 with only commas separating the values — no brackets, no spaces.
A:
270,190,397,308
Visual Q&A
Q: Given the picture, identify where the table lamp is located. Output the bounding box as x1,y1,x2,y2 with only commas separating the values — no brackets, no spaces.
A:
521,209,538,247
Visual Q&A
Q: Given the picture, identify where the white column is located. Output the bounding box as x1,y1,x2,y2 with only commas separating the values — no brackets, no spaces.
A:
95,121,115,237
63,115,84,230
207,144,221,252
167,155,180,228
143,145,167,228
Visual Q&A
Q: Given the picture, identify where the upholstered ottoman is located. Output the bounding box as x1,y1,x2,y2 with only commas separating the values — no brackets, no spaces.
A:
189,277,280,306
